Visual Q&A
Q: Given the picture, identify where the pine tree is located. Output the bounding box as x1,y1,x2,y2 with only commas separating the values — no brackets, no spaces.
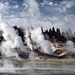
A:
13,25,25,42
49,28,52,38
56,28,61,41
52,27,55,35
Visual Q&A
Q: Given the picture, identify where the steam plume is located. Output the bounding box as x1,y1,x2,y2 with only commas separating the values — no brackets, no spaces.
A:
25,29,33,50
66,40,75,52
0,23,27,57
30,27,53,55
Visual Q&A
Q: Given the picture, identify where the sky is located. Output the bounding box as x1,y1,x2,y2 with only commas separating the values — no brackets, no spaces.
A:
0,0,75,32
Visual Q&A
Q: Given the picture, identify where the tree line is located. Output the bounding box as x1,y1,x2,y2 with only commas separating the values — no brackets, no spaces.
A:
43,27,75,43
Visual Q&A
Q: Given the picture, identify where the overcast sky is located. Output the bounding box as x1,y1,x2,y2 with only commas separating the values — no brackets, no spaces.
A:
0,0,75,32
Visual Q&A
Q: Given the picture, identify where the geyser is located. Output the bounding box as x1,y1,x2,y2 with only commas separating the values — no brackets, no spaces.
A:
30,27,53,55
0,23,27,57
25,29,33,50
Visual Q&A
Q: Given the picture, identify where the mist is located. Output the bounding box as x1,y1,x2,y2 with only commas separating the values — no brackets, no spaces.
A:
0,23,27,57
30,27,53,55
0,0,75,74
25,29,33,50
66,40,75,53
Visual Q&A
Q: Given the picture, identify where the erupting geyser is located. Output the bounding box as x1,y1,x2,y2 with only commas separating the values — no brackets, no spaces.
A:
0,23,54,59
30,27,53,55
25,29,33,51
0,23,27,58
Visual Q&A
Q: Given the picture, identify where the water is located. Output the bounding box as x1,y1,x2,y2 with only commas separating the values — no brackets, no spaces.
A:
0,57,75,75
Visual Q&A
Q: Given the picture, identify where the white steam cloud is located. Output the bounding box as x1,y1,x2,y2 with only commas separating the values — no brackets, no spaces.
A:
30,27,53,55
25,29,33,50
0,23,27,57
66,40,75,53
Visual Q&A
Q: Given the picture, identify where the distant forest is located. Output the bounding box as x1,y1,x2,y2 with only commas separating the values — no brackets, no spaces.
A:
42,27,75,43
0,25,75,44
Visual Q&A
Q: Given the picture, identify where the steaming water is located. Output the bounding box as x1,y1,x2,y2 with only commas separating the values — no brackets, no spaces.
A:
0,57,75,74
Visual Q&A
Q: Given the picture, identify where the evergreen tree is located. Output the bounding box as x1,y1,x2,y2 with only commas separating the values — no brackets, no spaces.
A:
52,27,56,41
56,28,61,41
60,32,67,42
13,25,25,42
41,27,43,33
49,28,52,38
52,27,55,35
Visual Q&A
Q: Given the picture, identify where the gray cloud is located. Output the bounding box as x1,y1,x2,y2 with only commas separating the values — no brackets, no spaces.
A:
0,0,75,32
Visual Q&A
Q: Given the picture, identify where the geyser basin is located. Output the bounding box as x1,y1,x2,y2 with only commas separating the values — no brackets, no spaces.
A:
0,0,74,74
